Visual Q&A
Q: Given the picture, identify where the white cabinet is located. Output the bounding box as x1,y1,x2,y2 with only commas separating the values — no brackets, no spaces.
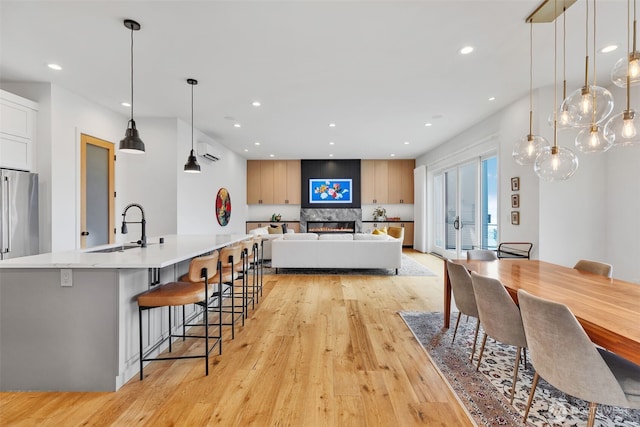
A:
0,90,38,171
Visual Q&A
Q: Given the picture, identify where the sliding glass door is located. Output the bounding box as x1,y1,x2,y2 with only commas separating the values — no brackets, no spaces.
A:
433,155,497,259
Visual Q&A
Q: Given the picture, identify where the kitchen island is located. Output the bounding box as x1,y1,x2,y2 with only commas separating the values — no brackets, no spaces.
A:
0,234,248,391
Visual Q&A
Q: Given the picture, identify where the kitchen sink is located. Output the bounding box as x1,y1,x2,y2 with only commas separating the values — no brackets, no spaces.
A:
87,244,142,253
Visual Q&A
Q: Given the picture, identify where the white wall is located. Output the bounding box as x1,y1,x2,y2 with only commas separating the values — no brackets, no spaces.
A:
417,84,640,283
176,120,247,235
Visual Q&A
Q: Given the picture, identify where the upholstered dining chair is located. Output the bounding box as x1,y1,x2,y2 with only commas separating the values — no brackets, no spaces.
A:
573,259,613,278
466,249,498,261
470,271,527,404
518,290,640,427
445,260,480,362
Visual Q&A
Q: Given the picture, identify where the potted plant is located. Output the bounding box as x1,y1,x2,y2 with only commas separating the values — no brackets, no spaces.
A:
373,207,386,221
271,213,282,222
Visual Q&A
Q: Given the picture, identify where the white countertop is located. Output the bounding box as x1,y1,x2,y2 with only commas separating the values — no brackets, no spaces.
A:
0,234,250,269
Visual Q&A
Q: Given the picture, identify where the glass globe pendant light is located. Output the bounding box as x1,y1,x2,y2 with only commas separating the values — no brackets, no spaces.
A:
562,0,614,128
535,1,579,182
574,0,612,153
611,0,640,87
119,19,145,154
513,22,550,165
605,0,640,146
184,78,201,173
548,7,573,131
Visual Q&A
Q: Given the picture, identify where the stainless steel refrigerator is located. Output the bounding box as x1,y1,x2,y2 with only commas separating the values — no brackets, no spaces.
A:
0,169,39,260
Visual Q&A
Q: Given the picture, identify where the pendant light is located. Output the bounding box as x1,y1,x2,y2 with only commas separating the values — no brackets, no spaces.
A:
611,0,640,87
119,19,145,154
513,22,550,166
605,0,640,146
562,0,614,128
574,0,612,153
535,0,579,182
184,78,201,173
547,7,572,130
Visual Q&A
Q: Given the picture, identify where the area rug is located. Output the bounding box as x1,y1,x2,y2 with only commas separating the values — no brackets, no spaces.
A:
261,254,436,276
399,311,640,427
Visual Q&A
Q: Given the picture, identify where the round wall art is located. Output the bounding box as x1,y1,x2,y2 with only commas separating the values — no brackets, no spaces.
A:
216,187,231,226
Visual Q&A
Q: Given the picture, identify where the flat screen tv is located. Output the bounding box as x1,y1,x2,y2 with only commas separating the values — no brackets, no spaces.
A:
309,179,352,204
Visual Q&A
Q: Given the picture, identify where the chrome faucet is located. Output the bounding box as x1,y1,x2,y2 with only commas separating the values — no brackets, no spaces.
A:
121,203,147,247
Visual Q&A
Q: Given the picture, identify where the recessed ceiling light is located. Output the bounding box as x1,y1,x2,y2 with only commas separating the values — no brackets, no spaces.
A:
244,148,249,152
404,141,410,145
600,44,618,53
390,153,396,157
47,63,62,71
329,123,336,127
254,141,261,146
252,101,261,107
329,154,334,157
425,123,433,127
269,154,275,158
234,123,241,128
459,46,474,55
121,102,131,107
488,97,496,101
329,141,335,145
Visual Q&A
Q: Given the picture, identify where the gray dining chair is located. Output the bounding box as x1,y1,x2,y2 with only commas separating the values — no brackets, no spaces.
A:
573,259,613,278
470,271,527,404
518,290,640,427
445,260,480,362
466,249,498,261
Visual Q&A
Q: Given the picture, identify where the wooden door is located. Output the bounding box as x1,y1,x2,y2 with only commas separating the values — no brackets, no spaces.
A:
373,160,389,204
361,160,375,203
285,160,301,204
400,159,415,203
401,222,414,247
259,161,275,204
273,161,287,204
246,161,262,204
80,134,115,248
387,160,402,203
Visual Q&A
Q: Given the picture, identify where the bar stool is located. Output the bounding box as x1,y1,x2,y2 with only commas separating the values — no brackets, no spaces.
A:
137,252,222,380
212,244,245,338
236,238,257,316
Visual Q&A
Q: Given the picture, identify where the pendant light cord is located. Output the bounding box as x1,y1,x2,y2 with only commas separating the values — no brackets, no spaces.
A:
563,7,567,100
584,0,589,87
130,27,134,123
592,0,597,124
191,83,195,151
529,21,533,136
628,0,632,111
554,0,558,149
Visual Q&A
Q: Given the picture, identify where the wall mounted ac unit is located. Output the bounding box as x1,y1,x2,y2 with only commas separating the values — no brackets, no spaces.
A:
197,142,221,161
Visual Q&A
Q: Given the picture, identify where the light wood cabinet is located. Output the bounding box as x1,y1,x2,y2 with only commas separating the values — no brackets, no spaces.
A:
361,160,389,204
387,159,415,204
362,159,414,205
247,160,300,205
0,90,37,171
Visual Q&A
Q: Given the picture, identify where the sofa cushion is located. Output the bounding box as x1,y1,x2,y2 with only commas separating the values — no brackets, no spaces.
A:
283,233,319,240
354,233,390,241
268,224,283,234
372,227,388,235
318,233,354,241
250,226,269,237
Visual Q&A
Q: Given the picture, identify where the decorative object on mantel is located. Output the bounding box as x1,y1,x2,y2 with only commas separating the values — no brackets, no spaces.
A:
216,188,231,226
271,213,282,222
373,206,387,221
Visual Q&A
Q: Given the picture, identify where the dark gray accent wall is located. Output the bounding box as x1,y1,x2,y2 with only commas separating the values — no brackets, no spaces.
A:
301,159,361,208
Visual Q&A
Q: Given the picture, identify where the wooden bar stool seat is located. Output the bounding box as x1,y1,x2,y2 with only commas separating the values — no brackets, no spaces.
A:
137,252,222,380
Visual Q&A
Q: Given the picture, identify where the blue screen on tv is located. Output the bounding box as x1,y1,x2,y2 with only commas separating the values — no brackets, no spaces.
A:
309,179,352,203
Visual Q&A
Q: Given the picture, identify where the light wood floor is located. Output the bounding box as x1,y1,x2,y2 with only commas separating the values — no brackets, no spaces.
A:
0,251,473,426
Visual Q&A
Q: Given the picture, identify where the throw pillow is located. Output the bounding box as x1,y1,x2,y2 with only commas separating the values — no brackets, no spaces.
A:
281,223,288,234
372,227,387,235
268,224,283,234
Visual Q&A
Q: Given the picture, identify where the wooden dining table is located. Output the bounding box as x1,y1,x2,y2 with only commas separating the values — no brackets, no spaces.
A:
443,259,640,365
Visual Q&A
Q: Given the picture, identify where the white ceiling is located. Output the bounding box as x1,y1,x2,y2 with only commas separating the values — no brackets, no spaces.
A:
0,1,630,160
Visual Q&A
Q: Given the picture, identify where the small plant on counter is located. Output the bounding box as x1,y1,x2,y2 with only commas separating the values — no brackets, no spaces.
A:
373,207,387,221
271,213,282,222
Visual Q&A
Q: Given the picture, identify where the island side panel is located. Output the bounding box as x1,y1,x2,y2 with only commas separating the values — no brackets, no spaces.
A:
0,269,119,391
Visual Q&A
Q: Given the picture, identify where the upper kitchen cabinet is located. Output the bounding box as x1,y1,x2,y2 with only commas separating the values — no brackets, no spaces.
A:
361,160,389,204
387,159,415,204
247,160,300,205
0,90,38,171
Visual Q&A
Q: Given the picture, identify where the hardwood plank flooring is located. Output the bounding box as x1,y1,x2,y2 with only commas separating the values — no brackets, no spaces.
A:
0,251,473,426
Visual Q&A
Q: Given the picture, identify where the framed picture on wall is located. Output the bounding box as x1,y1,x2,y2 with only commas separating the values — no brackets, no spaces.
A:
511,177,520,191
511,211,520,225
511,194,520,208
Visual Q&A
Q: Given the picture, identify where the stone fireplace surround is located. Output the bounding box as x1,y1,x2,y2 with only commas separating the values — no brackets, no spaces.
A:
300,208,362,233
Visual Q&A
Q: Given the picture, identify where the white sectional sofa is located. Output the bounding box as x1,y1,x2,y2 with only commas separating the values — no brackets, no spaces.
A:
249,226,294,260
271,232,403,274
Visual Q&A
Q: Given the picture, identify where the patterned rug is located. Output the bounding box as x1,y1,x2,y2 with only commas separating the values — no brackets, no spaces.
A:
399,311,640,427
261,254,436,276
